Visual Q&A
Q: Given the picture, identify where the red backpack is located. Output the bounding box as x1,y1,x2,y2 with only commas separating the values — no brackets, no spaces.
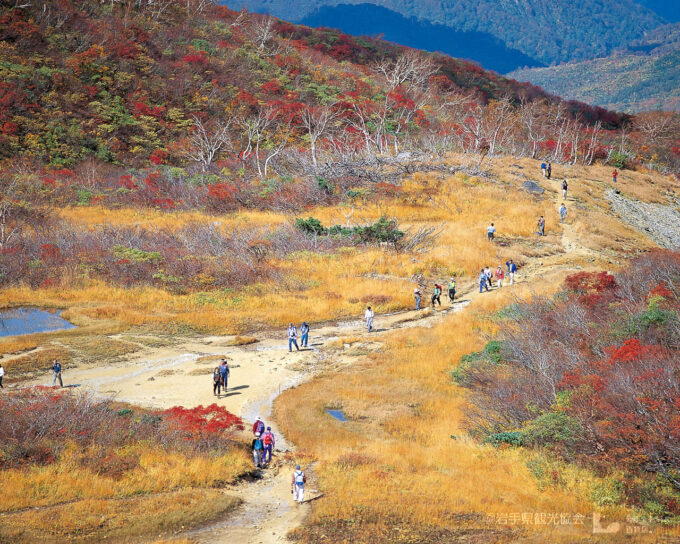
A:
264,433,273,446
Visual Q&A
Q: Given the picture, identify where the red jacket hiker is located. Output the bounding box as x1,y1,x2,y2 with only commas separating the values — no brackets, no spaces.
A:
253,417,265,435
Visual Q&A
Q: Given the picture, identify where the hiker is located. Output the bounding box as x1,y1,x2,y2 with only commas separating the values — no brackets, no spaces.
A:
213,366,222,397
484,266,493,288
414,287,422,310
495,265,505,288
612,169,618,183
52,359,63,387
219,359,230,392
537,216,545,236
364,306,374,332
287,322,299,352
559,203,567,223
546,162,552,179
252,433,264,468
291,464,306,503
262,426,276,464
541,161,547,177
300,322,310,348
562,179,568,199
478,269,489,293
0,363,4,389
253,416,266,436
447,278,456,303
506,259,518,285
431,284,442,308
487,222,496,241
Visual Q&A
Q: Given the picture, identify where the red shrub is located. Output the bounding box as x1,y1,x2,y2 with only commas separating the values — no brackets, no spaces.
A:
163,404,244,437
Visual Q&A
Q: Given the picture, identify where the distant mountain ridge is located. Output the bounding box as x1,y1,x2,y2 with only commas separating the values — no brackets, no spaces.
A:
509,24,680,112
298,4,543,74
222,0,663,65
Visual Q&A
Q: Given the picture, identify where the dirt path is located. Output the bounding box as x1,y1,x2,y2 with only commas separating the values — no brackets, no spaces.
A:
23,300,468,544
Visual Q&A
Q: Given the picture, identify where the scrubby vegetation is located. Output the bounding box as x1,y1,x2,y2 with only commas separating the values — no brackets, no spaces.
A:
456,250,680,520
0,388,249,542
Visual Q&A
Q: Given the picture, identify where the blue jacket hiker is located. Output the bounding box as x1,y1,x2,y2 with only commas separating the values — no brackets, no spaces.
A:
479,269,489,293
300,322,309,348
52,360,63,387
252,433,264,468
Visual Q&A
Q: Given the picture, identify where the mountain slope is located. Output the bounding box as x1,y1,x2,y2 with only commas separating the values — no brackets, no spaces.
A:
221,0,663,65
2,0,615,168
509,25,680,112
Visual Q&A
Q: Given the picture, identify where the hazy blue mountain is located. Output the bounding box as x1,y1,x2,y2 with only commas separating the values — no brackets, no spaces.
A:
299,4,543,73
221,0,663,65
636,0,680,23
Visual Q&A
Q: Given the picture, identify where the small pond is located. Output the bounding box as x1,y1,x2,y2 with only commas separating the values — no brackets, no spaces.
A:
326,409,348,422
0,307,76,337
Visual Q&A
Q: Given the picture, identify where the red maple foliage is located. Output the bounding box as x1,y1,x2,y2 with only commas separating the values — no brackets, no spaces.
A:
163,404,244,437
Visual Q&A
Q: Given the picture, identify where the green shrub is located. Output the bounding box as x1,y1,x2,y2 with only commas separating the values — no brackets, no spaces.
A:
486,431,524,447
453,340,505,385
294,216,404,244
609,151,630,169
113,245,162,263
522,412,582,446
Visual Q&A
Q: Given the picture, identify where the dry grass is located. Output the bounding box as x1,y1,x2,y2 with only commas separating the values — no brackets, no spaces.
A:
0,488,240,543
276,284,676,543
225,335,258,346
1,346,73,380
59,336,141,364
0,440,250,543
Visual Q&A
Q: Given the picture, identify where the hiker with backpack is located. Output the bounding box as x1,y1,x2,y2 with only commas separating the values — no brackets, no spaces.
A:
213,366,222,397
51,360,63,387
300,322,310,348
495,265,505,288
484,266,493,288
562,179,568,199
219,359,230,393
262,426,276,464
287,323,299,352
364,306,374,332
487,222,496,241
546,162,552,179
431,284,442,308
537,216,545,236
506,259,518,285
612,169,618,183
559,203,567,223
292,464,306,503
253,416,265,436
447,278,456,303
541,162,547,177
414,287,422,310
479,269,489,293
252,433,264,468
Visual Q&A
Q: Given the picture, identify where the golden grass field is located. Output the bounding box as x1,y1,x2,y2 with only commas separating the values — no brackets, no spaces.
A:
3,155,661,346
275,287,680,543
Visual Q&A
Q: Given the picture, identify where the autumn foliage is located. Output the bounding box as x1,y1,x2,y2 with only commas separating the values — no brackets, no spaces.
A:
456,250,680,517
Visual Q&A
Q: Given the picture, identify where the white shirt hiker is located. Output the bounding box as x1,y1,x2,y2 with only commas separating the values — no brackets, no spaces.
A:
364,308,374,332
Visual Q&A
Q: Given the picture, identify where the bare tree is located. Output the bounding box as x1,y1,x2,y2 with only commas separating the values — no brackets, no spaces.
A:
182,116,232,172
373,50,437,92
301,103,339,168
253,15,278,55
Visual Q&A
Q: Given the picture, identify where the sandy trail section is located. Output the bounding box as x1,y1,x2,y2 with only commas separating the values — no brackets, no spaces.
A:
25,302,467,544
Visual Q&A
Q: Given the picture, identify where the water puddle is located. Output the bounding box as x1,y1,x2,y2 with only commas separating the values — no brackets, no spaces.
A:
0,307,76,337
326,409,348,422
